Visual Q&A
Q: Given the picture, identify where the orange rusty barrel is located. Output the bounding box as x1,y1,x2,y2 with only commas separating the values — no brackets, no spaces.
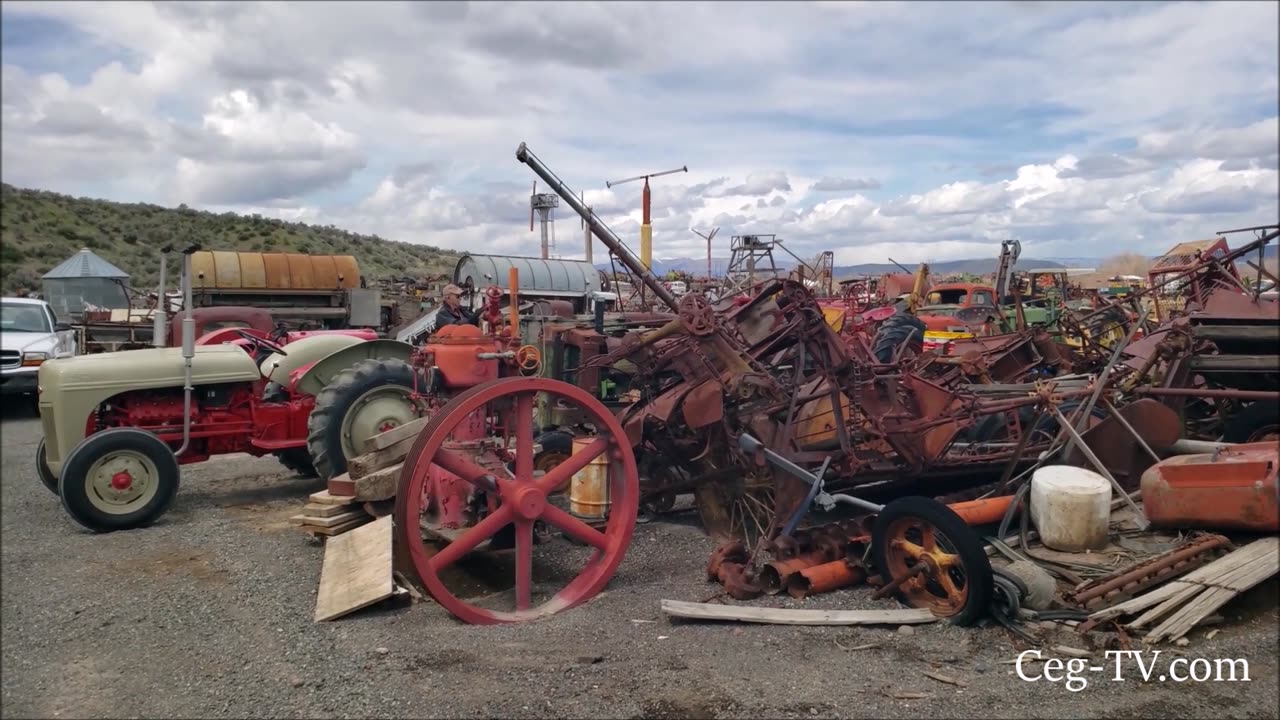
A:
1141,441,1279,532
569,437,610,520
188,251,361,289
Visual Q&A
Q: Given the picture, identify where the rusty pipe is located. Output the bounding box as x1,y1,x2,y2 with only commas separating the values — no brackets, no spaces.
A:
759,551,836,594
1135,387,1280,401
947,495,1017,526
508,267,519,334
516,143,679,312
787,560,866,598
1070,532,1228,604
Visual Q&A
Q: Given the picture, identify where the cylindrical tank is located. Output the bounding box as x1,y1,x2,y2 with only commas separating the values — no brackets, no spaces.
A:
1029,465,1111,552
569,436,610,520
190,251,361,290
454,254,601,299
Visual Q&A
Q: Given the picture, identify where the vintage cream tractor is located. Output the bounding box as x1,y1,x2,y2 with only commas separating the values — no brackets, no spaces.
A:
35,246,424,533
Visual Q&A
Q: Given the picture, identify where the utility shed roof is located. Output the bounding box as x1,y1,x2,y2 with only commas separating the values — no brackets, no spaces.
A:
42,248,129,279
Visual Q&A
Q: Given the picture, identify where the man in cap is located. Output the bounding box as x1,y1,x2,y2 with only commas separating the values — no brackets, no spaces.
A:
435,284,478,327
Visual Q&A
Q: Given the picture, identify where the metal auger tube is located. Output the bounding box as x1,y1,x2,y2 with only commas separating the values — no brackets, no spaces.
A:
516,142,680,313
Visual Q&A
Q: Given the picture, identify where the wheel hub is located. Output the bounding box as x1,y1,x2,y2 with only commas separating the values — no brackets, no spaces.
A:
510,485,547,520
110,471,133,491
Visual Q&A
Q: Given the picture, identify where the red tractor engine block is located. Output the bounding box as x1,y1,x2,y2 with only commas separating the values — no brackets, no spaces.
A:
414,324,509,389
420,408,500,533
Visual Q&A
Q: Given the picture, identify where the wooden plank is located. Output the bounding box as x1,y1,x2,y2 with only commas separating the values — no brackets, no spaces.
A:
353,462,403,502
301,502,353,518
1092,537,1276,622
349,434,417,479
314,515,395,622
660,599,938,626
362,416,428,453
305,516,372,537
1145,539,1278,643
309,489,356,506
327,473,357,497
293,509,368,528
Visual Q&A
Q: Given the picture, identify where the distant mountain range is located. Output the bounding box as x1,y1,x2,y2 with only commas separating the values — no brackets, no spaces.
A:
596,243,1277,280
596,256,1069,278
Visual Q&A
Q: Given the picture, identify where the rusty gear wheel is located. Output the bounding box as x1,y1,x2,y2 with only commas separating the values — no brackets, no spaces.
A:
678,293,717,337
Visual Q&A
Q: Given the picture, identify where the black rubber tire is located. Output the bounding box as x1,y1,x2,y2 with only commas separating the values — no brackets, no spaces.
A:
274,448,318,478
536,429,573,455
58,428,180,533
1222,401,1279,443
872,313,926,362
36,438,59,495
306,358,426,481
872,496,993,626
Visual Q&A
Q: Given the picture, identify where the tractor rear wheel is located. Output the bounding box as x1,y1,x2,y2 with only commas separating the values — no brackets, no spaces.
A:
872,312,926,363
58,428,180,533
36,438,59,495
306,358,426,481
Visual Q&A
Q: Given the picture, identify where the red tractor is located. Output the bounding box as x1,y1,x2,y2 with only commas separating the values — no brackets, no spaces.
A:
37,247,426,532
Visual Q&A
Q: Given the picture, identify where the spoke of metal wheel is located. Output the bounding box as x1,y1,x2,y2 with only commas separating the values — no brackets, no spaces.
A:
515,520,534,610
434,447,501,491
921,525,937,552
535,436,610,495
514,393,534,483
542,504,609,551
428,505,514,572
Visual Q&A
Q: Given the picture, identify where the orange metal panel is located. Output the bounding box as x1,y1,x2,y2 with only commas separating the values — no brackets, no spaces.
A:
332,255,360,288
262,253,291,289
287,253,315,288
239,252,267,289
311,255,339,288
212,251,242,289
191,251,217,288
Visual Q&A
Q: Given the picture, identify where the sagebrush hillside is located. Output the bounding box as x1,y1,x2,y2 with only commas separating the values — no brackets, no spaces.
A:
0,184,459,295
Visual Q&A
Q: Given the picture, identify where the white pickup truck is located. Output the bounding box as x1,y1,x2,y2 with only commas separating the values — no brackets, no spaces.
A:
1,297,77,406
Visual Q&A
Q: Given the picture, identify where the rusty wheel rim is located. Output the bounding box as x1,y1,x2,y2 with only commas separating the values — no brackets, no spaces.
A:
393,377,639,624
533,450,571,492
1247,425,1280,443
882,517,969,617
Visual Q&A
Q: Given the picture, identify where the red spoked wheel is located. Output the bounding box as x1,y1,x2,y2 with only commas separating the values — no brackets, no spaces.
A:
394,377,639,624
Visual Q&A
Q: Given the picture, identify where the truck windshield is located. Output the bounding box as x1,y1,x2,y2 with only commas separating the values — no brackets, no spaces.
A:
1,303,52,333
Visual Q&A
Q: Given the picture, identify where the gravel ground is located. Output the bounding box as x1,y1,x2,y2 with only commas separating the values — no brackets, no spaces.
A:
2,404,1277,719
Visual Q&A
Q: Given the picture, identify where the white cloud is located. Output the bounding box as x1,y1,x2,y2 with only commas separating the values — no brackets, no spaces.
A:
0,0,1276,267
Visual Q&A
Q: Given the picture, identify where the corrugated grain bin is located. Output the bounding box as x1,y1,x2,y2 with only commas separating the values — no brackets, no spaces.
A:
453,254,602,298
189,251,361,290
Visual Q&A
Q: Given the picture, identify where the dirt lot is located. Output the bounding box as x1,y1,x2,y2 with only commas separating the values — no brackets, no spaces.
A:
2,404,1277,719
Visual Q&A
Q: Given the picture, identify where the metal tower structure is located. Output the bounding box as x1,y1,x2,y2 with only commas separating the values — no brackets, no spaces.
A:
725,234,784,293
606,165,687,270
530,180,559,259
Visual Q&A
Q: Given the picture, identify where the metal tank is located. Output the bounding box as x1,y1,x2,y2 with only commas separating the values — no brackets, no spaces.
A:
190,251,361,290
453,254,604,309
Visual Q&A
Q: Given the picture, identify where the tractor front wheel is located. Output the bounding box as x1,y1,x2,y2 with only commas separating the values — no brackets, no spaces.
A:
58,428,180,533
36,438,59,495
274,448,318,478
306,358,427,480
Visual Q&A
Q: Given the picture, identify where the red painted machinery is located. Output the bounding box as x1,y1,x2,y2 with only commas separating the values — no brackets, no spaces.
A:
390,271,641,624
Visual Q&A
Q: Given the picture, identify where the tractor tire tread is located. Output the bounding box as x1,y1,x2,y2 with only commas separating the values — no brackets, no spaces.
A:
306,358,424,481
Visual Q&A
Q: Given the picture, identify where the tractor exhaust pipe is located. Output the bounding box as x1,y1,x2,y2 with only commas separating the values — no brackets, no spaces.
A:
516,143,679,313
174,244,199,457
152,248,169,347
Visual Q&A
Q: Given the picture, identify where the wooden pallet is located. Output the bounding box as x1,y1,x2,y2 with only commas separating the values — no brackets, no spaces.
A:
295,491,373,539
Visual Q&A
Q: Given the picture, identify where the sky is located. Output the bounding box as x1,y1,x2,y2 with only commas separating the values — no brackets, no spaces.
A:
1,0,1277,266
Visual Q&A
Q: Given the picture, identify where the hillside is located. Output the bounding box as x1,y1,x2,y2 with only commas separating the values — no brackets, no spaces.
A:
0,184,459,295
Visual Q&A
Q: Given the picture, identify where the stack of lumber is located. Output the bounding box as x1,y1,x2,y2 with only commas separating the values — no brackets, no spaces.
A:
1088,537,1279,643
292,490,375,538
324,416,429,503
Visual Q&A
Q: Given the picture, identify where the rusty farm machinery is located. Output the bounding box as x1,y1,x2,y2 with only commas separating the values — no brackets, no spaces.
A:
370,143,1166,627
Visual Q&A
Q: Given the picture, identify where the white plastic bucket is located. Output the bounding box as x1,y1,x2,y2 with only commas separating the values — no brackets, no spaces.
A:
1029,465,1111,552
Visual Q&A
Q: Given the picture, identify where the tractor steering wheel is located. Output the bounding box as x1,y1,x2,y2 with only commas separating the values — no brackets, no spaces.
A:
234,328,289,357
